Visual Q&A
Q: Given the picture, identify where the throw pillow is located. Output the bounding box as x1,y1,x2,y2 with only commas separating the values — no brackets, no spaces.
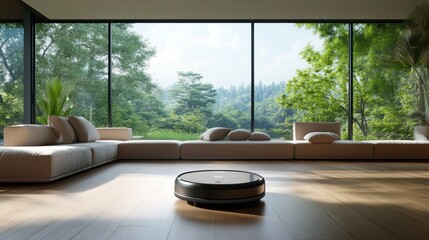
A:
248,132,271,141
68,116,100,142
227,129,252,141
304,132,340,144
48,115,78,144
200,127,231,141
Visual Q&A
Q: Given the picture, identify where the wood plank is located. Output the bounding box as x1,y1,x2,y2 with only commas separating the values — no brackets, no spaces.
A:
0,160,428,240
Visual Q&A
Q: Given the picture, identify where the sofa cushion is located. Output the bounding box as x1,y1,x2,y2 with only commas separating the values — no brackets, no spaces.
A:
366,140,429,159
72,140,120,165
248,132,271,141
48,115,78,144
68,116,100,142
293,122,341,140
304,132,340,144
97,127,133,140
227,129,252,141
200,127,231,141
0,145,92,182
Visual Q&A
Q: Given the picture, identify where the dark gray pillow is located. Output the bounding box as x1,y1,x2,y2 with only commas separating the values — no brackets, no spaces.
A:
227,129,252,141
248,132,271,141
48,115,78,144
200,127,231,141
304,132,340,144
68,116,100,142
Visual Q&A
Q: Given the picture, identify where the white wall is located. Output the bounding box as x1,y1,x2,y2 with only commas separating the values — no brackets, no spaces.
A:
23,0,429,20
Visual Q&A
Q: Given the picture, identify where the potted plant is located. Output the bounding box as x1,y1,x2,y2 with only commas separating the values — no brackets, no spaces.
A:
37,78,73,124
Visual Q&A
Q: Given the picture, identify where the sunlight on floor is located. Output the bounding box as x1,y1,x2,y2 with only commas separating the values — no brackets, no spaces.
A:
265,170,429,211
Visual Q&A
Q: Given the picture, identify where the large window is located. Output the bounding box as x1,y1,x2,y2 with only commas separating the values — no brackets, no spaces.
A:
352,23,412,140
256,23,349,139
35,23,108,126
10,21,411,141
0,23,24,140
112,23,251,140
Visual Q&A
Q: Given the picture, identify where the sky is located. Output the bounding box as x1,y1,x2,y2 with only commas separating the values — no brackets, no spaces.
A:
132,23,323,88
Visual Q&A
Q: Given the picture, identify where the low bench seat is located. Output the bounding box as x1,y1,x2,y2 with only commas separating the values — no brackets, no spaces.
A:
180,140,294,160
366,140,429,159
72,140,121,166
118,140,181,160
294,140,373,159
0,145,92,182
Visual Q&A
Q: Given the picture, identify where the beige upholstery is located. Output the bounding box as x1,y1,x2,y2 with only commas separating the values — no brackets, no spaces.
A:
294,140,373,159
97,127,132,141
68,116,100,142
48,115,78,144
4,124,57,146
72,140,120,165
293,122,341,141
181,140,294,160
3,122,429,182
0,145,92,182
367,140,429,159
414,126,428,140
118,140,181,159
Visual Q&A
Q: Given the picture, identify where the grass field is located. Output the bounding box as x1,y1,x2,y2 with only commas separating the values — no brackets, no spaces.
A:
143,129,200,141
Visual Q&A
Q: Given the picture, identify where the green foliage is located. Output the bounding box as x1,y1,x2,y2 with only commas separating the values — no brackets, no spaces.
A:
170,71,217,116
279,23,415,140
0,24,24,131
206,113,239,129
160,111,206,133
390,3,429,122
36,23,109,126
34,23,165,132
145,129,200,140
36,78,73,124
2,22,419,141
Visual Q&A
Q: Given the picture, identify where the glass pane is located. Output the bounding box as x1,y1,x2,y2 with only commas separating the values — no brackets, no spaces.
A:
0,23,24,141
35,23,108,126
256,23,349,139
352,23,411,140
112,23,251,140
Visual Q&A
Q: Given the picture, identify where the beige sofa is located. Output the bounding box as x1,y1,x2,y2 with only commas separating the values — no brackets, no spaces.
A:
293,122,429,159
293,122,373,159
0,124,296,182
0,125,130,182
181,140,294,160
1,123,429,182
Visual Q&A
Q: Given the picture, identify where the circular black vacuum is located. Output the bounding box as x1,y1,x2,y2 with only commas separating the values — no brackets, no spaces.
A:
174,170,265,204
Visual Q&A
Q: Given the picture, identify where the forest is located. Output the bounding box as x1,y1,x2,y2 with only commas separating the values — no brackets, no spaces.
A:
0,21,423,140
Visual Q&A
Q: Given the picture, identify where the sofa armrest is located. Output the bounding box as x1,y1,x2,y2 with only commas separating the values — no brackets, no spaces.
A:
414,126,428,140
96,128,132,140
4,124,57,146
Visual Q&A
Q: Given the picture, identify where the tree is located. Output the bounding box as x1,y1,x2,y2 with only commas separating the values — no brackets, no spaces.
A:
0,23,24,132
278,23,414,140
35,23,165,135
36,24,110,125
170,71,217,116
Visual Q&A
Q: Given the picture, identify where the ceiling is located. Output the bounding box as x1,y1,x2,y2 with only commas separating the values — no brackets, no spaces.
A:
18,0,429,21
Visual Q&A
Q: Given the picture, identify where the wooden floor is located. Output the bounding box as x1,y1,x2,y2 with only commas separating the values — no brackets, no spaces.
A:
1,160,429,240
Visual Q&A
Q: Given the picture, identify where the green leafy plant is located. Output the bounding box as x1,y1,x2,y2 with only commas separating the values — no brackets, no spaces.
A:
36,78,73,124
391,3,429,123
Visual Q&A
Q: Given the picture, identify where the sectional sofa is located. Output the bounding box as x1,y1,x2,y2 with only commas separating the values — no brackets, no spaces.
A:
0,122,428,182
